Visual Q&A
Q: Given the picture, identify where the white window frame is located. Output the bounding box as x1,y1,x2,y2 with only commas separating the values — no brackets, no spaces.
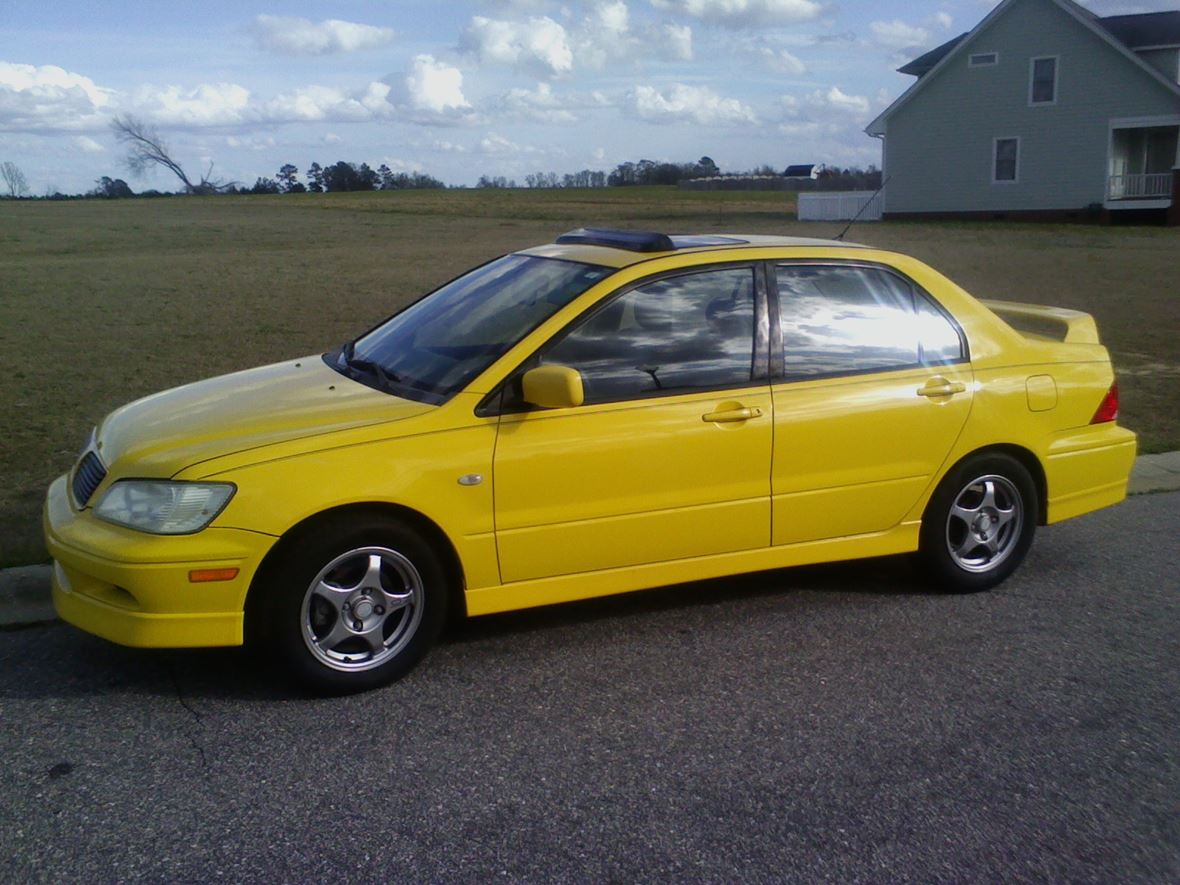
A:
992,136,1020,184
1029,55,1059,106
969,52,999,67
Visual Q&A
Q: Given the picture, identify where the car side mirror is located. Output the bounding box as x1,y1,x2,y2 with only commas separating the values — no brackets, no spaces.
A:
522,364,584,409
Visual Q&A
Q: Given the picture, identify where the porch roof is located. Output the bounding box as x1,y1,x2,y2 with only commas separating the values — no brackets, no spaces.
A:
1098,12,1180,50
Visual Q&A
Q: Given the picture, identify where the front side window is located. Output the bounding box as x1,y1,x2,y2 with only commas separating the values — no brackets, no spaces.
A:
1030,56,1057,104
994,137,1019,183
542,267,757,403
338,255,611,403
776,264,963,379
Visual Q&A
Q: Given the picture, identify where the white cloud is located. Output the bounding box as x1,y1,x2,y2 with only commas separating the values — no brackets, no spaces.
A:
403,54,471,113
478,133,540,154
130,82,251,126
869,20,930,51
323,133,342,144
261,82,392,123
629,83,756,125
74,135,104,153
376,156,427,173
500,82,578,123
808,85,870,115
932,11,953,30
225,134,275,151
576,1,633,67
252,15,394,56
663,24,694,61
461,15,574,75
650,0,822,26
577,3,695,67
0,62,113,130
760,47,806,74
595,1,631,34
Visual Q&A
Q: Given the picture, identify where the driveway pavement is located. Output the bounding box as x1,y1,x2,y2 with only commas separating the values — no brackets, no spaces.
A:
1,489,1178,881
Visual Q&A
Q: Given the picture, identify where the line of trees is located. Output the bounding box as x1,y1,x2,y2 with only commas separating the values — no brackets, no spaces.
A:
246,161,446,195
607,156,722,186
4,142,881,200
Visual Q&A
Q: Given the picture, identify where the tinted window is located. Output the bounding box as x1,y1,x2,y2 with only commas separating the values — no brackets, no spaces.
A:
343,255,611,402
777,264,962,378
543,267,756,403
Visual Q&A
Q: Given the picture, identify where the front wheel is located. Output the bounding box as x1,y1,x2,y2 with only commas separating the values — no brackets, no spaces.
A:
253,516,448,694
918,454,1038,593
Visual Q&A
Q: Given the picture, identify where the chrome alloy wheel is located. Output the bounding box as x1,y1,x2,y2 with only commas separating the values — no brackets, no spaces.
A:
944,474,1024,574
299,546,424,672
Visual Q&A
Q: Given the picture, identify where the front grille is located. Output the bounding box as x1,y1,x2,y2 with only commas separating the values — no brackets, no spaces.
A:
72,451,107,507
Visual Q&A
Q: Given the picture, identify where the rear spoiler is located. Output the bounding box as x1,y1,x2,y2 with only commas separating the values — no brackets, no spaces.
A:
981,299,1100,345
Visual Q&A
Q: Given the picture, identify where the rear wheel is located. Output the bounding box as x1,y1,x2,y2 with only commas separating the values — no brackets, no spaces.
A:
253,516,448,694
918,453,1037,593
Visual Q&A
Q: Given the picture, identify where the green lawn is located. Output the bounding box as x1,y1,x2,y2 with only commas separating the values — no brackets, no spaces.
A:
1,188,1176,565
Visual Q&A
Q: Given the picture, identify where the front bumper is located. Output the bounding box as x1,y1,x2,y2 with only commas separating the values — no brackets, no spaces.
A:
44,474,277,648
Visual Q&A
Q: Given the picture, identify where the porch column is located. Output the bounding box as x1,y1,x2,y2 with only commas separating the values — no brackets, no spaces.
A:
1169,166,1180,227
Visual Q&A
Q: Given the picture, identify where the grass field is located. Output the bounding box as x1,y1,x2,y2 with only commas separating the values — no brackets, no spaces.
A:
1,187,1177,565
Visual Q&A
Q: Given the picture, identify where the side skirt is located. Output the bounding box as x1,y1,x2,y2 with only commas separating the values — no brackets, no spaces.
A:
464,522,921,616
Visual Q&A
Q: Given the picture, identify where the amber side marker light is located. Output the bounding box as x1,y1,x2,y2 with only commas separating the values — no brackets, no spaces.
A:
189,568,240,583
1091,381,1119,424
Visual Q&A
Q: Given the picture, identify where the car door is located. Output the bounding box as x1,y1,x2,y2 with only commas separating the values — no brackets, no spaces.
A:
492,264,773,584
769,261,974,546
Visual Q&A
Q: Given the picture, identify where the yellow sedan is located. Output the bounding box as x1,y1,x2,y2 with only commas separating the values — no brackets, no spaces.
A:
44,229,1136,692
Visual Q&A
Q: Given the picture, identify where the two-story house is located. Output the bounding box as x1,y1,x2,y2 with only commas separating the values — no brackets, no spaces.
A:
865,0,1180,224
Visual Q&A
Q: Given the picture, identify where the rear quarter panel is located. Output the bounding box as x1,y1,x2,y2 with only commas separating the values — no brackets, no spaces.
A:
887,258,1136,525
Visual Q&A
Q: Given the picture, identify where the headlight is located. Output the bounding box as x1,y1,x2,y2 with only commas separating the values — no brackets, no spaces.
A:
94,481,236,535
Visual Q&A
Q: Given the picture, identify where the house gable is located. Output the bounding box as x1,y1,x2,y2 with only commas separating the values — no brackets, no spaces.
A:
867,0,1180,138
868,0,1180,215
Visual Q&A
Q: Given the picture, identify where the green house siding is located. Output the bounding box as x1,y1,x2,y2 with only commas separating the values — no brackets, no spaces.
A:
880,0,1180,214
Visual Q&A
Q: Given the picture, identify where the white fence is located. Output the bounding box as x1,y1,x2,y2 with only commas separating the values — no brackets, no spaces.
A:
1107,173,1172,200
797,190,883,222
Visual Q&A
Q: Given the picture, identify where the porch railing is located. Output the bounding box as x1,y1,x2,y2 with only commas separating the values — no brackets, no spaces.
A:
1107,172,1173,200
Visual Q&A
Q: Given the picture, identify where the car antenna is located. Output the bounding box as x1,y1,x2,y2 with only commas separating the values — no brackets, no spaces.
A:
834,175,891,241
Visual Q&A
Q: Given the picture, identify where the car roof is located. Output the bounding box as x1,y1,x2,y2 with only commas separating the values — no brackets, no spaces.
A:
518,228,870,269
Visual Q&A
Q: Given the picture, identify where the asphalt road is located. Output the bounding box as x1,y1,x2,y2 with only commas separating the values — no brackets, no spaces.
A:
2,492,1178,883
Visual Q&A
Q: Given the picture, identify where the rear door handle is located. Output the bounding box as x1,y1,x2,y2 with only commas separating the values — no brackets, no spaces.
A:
702,407,763,423
917,380,966,398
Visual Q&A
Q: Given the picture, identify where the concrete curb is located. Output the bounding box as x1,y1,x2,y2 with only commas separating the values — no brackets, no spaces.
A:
0,564,56,627
4,451,1179,628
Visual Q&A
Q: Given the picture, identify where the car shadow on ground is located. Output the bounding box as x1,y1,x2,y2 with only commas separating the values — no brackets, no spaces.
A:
1,554,929,703
447,553,926,645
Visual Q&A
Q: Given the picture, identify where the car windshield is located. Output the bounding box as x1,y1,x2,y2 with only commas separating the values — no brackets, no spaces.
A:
330,254,612,403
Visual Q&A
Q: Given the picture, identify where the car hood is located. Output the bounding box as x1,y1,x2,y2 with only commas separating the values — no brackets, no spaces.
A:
96,356,434,478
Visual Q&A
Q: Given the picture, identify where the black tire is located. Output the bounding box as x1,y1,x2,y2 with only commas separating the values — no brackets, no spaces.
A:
918,453,1037,593
251,514,448,694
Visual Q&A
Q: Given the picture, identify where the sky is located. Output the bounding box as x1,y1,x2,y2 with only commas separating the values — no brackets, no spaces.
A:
1,0,1177,194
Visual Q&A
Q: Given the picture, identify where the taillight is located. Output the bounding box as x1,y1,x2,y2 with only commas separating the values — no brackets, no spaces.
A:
1091,381,1119,424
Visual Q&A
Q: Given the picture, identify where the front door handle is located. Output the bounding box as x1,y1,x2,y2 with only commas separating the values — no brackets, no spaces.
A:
702,406,763,423
917,379,966,398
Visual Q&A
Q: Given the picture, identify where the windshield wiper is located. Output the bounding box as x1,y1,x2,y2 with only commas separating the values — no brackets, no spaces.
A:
340,341,400,390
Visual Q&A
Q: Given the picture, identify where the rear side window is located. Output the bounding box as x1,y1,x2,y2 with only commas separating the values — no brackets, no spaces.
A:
543,267,756,403
776,264,963,379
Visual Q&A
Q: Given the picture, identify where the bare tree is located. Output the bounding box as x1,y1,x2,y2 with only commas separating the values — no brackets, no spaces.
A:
111,114,230,194
1,161,30,197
